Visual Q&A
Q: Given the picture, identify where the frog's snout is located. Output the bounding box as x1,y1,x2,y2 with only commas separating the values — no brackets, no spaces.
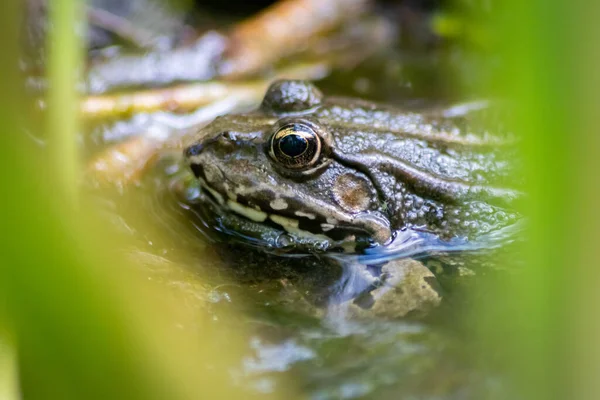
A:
185,132,238,160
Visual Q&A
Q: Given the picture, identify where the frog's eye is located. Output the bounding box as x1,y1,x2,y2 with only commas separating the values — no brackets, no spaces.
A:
269,123,321,169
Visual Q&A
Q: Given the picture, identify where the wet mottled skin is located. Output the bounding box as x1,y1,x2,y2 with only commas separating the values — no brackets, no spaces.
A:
183,80,521,316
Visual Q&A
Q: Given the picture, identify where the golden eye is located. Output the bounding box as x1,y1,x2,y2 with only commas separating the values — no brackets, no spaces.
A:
269,123,321,169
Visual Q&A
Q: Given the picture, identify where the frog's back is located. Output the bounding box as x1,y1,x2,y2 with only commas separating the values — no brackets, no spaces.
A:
312,96,521,241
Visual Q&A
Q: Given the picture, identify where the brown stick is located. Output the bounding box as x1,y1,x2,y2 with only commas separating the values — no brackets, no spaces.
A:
81,62,329,119
220,0,372,78
87,6,156,49
82,82,253,118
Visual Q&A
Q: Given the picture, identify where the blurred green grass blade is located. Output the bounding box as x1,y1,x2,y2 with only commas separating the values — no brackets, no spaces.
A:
564,2,600,400
450,1,599,399
0,334,19,400
505,2,570,398
485,3,566,400
46,0,82,204
0,1,272,399
488,0,600,399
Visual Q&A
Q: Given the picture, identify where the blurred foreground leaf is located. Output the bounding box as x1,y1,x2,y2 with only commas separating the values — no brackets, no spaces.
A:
0,1,279,399
478,1,600,400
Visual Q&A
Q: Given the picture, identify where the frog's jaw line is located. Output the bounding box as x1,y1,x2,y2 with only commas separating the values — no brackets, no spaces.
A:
205,186,225,205
269,214,333,242
225,197,334,242
197,178,266,223
226,200,268,222
198,179,349,244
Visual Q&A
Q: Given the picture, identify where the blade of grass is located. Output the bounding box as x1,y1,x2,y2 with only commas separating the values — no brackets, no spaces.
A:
46,0,82,206
483,1,591,399
0,333,19,400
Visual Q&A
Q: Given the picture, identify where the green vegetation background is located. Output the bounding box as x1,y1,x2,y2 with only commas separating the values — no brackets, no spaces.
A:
1,0,599,399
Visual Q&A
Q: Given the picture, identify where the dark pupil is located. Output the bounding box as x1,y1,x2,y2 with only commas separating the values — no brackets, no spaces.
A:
279,134,307,157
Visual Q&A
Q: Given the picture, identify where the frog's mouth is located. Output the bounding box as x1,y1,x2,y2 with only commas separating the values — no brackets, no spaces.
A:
194,180,370,256
193,175,359,252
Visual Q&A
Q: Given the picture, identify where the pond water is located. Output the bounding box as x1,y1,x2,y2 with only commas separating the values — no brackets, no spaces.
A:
89,158,511,399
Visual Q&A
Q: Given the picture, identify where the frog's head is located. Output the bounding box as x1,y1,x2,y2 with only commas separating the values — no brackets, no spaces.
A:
185,80,391,253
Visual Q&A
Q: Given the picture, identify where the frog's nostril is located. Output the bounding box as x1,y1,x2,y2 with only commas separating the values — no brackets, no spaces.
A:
213,132,237,152
220,131,236,142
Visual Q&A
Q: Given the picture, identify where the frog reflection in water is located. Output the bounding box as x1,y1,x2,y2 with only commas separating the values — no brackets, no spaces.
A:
184,80,521,317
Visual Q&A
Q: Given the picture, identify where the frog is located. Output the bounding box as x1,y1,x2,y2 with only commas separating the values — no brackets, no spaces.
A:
182,80,522,317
